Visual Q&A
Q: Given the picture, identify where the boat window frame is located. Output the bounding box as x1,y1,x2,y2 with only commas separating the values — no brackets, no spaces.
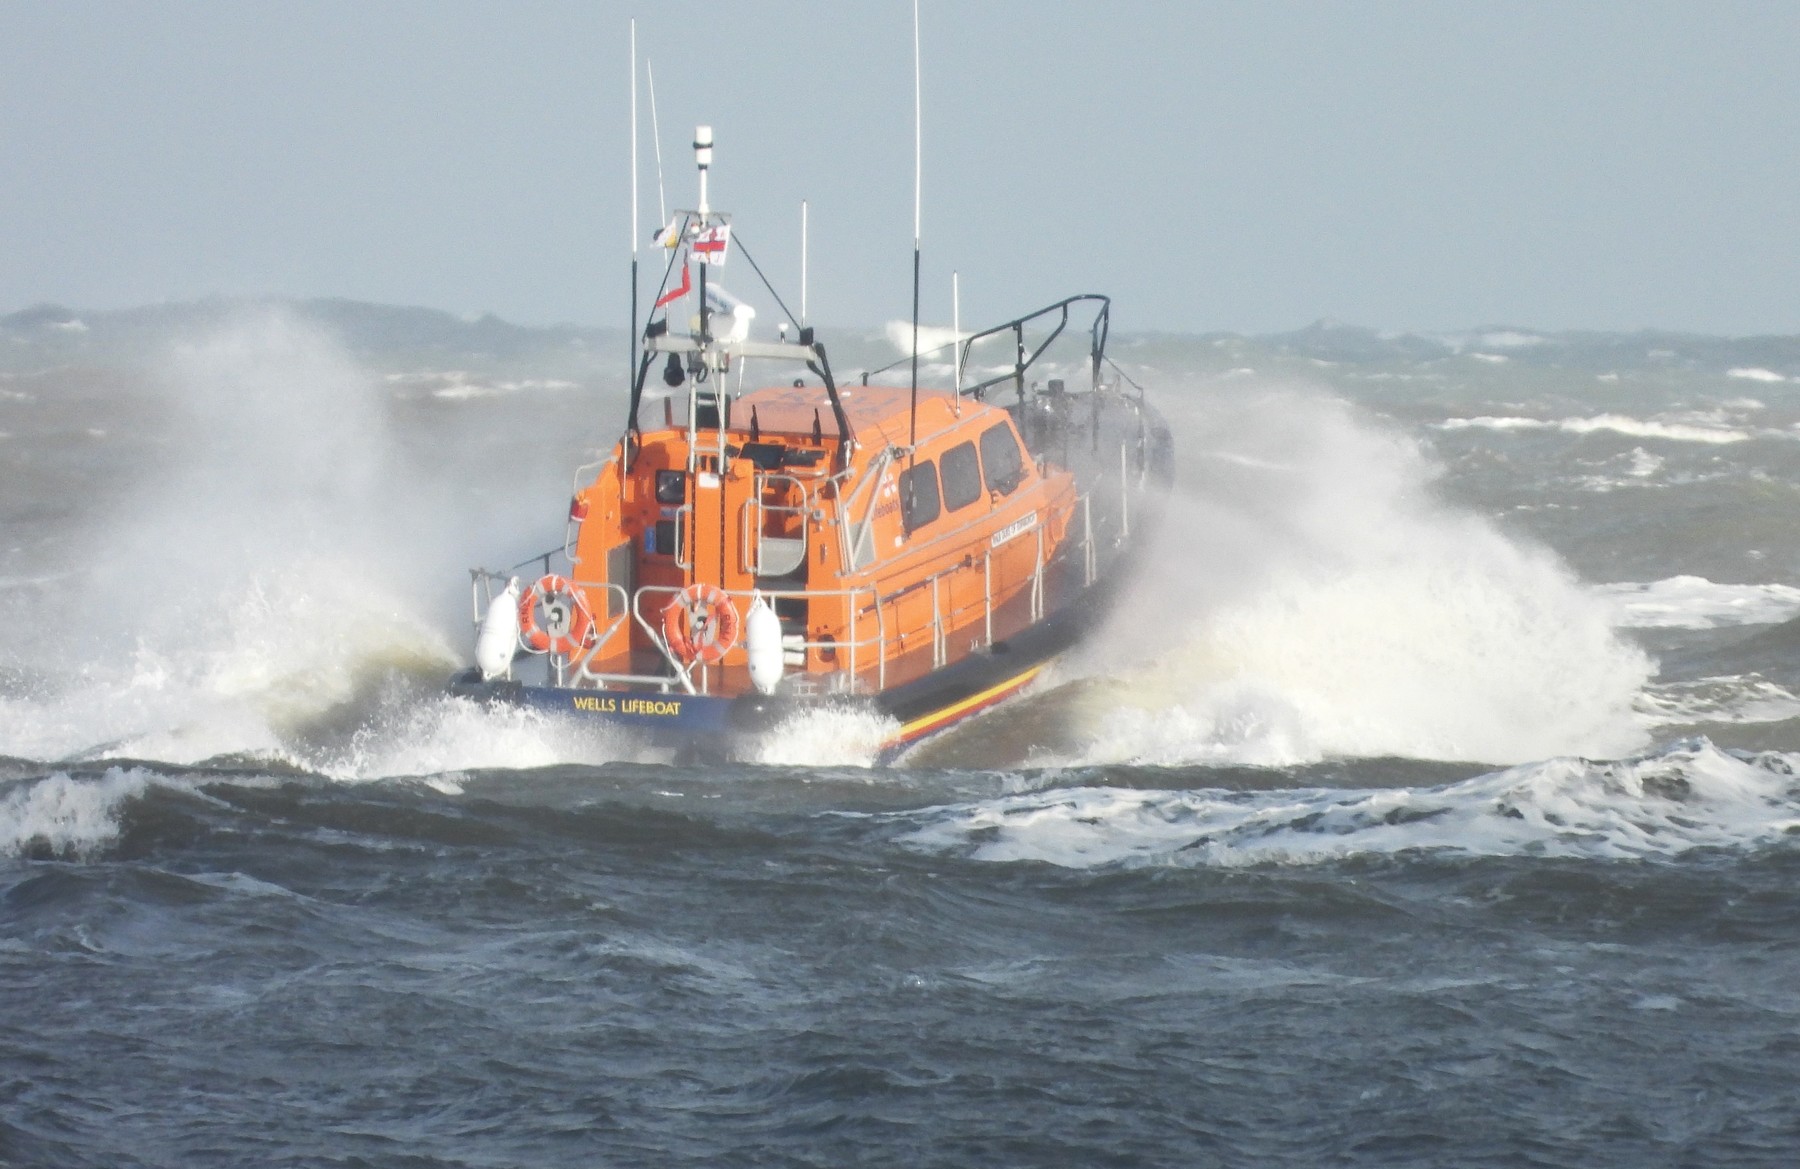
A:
898,459,942,534
938,441,983,513
979,422,1026,496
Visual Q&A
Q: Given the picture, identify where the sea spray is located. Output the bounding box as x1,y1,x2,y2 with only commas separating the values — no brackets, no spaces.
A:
1058,383,1652,765
0,310,582,770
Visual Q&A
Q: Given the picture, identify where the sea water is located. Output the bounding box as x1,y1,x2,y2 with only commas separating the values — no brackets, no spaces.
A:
5,305,1800,1165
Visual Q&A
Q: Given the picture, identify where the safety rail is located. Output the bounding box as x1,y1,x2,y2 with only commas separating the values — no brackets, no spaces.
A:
630,581,887,696
469,434,1153,698
564,452,619,563
957,294,1111,405
739,471,812,577
858,294,1113,406
467,548,562,630
471,546,1047,699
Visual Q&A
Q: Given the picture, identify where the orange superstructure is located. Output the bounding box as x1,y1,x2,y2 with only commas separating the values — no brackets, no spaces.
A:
561,380,1075,701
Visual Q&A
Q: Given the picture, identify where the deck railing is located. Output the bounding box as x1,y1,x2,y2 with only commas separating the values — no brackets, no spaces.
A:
470,428,1152,696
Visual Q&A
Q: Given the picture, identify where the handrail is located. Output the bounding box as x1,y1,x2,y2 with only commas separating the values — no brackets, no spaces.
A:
472,484,1114,698
957,294,1111,401
565,451,619,563
857,293,1113,397
740,471,812,576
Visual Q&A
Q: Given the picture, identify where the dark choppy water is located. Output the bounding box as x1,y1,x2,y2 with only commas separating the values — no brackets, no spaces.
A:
7,304,1800,1165
9,753,1800,1166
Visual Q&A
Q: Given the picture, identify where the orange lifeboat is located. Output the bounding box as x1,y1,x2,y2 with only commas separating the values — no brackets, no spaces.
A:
452,125,1172,763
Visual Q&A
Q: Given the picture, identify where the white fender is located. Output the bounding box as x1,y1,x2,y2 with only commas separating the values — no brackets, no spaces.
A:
476,577,522,680
744,593,784,695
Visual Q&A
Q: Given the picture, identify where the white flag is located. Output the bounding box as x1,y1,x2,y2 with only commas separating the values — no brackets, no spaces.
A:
692,224,731,266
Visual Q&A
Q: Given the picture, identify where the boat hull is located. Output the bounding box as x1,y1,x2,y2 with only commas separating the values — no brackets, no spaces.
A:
449,560,1138,765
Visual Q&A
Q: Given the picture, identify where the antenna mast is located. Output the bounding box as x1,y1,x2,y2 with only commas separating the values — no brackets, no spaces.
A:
908,0,922,452
952,270,961,411
629,19,640,387
647,61,667,226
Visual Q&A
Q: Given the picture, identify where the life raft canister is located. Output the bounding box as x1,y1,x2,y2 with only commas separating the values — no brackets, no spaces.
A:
661,583,741,665
517,574,598,656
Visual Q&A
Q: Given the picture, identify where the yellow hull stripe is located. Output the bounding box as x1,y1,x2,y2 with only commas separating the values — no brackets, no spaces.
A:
892,664,1046,745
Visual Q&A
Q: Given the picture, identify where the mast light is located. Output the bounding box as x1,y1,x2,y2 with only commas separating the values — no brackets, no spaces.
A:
694,125,713,216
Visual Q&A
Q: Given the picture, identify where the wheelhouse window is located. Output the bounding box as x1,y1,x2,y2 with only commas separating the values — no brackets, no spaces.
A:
979,422,1025,496
898,461,941,533
939,442,982,512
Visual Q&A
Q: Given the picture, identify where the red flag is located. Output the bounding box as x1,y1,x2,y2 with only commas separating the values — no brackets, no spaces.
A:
654,258,692,309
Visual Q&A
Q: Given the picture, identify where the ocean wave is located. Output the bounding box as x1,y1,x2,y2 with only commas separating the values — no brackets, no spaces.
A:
1637,675,1800,727
1436,414,1756,444
737,706,897,768
1036,390,1651,769
317,693,654,783
384,370,581,400
897,739,1800,869
0,767,151,859
1596,576,1800,629
1572,447,1667,493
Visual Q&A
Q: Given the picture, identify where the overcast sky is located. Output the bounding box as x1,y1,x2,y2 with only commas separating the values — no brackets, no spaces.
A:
2,1,1797,336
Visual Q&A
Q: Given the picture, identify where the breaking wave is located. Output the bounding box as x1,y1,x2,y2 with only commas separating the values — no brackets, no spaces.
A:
1597,576,1800,630
0,768,151,859
0,310,630,777
1042,387,1650,767
898,739,1800,869
1437,414,1761,444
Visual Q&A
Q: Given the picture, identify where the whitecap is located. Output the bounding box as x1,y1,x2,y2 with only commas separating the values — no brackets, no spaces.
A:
1596,576,1800,629
898,739,1800,869
1637,675,1800,727
1437,414,1753,444
0,768,151,859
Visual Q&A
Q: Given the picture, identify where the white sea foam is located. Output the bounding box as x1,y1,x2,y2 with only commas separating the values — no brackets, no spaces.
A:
881,320,1005,361
1637,676,1800,727
1625,447,1664,477
1437,414,1755,444
385,370,581,400
1573,447,1667,493
0,768,151,859
899,740,1800,869
1477,331,1546,350
1596,576,1800,629
321,694,651,783
738,707,898,768
1055,388,1649,767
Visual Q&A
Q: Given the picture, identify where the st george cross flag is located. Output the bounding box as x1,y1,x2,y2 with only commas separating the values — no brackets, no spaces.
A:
692,224,731,266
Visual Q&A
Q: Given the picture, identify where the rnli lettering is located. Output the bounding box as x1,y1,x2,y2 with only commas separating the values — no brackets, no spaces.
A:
991,511,1038,548
571,695,684,717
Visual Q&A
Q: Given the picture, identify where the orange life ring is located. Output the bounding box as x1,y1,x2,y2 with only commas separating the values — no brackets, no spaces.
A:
661,584,741,665
517,574,597,656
